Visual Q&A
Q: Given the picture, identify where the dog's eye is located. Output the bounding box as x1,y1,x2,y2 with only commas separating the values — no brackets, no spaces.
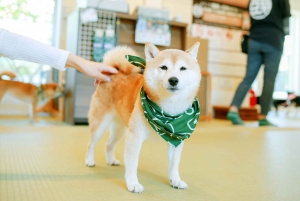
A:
180,67,187,71
160,65,168,70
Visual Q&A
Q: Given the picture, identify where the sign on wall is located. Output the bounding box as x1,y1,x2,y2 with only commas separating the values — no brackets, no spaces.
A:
135,6,171,46
135,16,171,46
192,0,250,30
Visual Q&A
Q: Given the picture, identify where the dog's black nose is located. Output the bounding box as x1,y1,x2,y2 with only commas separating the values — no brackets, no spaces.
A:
168,77,179,86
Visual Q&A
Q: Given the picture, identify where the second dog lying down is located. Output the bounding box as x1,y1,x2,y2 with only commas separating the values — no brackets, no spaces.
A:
86,42,202,193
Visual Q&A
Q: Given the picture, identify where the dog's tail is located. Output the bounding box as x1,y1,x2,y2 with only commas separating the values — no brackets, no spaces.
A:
102,46,142,74
0,71,17,80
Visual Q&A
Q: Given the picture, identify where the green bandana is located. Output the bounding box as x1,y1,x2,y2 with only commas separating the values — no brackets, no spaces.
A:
140,88,200,147
125,55,201,147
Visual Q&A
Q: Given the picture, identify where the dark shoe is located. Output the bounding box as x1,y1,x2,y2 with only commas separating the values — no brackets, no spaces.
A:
227,111,244,125
259,119,277,127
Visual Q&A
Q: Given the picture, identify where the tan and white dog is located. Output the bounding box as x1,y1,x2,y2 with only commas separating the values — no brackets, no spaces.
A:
0,71,62,122
86,42,201,193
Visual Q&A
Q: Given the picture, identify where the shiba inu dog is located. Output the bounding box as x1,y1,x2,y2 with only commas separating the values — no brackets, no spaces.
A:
86,42,201,193
0,71,62,122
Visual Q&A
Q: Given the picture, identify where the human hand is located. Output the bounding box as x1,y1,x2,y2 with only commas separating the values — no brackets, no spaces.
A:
93,73,112,86
66,53,118,83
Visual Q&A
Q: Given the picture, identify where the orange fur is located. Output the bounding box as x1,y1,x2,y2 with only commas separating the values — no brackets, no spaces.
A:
89,73,143,131
88,46,144,131
0,71,16,80
102,46,142,74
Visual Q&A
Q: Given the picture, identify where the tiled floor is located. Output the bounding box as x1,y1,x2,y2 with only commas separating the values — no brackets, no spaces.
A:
0,117,300,201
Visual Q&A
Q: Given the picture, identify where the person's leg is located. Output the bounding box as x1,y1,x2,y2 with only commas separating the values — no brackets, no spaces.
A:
259,43,283,126
227,39,263,124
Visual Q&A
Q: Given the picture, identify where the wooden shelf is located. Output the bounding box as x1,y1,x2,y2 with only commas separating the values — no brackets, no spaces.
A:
116,13,188,28
116,13,188,56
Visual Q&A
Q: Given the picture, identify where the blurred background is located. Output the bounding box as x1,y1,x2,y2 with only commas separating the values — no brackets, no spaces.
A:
0,0,299,124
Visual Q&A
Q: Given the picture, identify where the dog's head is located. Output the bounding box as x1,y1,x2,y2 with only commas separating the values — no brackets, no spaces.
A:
39,83,63,99
143,42,201,98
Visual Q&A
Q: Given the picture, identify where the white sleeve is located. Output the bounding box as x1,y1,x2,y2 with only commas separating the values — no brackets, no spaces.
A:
0,28,70,71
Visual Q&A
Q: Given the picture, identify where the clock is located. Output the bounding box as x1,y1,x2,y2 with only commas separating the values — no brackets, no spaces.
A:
192,4,204,18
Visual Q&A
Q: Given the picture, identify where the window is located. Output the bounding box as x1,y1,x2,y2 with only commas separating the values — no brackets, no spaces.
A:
0,0,56,85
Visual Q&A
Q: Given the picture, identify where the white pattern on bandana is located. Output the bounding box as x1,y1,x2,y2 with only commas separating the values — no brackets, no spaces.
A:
250,0,273,20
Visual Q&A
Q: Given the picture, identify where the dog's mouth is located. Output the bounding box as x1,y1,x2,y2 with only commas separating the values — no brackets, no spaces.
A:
167,86,179,92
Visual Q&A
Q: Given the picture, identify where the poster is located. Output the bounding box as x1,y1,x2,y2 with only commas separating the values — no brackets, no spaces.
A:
135,16,171,46
191,23,246,51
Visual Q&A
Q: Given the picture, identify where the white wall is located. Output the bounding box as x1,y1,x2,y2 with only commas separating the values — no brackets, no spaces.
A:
290,0,300,11
289,0,300,95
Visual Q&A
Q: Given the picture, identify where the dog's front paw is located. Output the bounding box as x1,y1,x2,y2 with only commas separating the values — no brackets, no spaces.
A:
127,183,144,193
85,158,95,167
170,179,188,189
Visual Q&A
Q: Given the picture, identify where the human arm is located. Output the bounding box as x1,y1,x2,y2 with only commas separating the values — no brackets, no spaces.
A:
0,28,69,70
0,28,117,82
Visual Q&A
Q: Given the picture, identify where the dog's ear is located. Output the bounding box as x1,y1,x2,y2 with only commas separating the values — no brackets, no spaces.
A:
145,42,160,61
185,42,200,62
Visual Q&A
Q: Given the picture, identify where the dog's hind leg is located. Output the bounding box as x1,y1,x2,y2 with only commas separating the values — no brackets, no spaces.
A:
168,142,188,189
85,113,114,167
106,116,127,166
